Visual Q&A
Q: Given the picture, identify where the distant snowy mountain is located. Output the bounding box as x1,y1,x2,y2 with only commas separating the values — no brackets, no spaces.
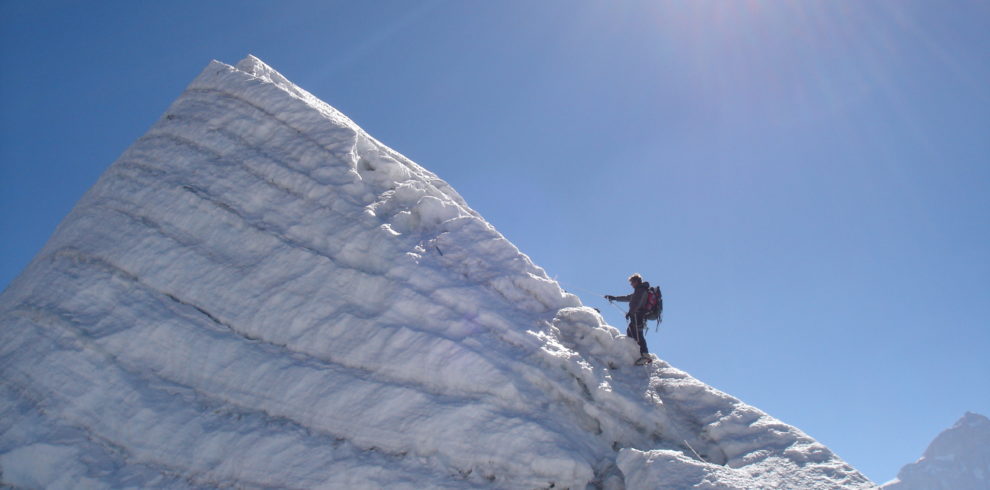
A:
0,55,873,489
882,412,990,490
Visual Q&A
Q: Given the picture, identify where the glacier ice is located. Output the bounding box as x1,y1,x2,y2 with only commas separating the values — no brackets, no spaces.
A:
0,55,874,489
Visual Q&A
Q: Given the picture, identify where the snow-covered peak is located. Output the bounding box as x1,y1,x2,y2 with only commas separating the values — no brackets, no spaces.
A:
883,412,990,490
235,54,294,88
0,56,872,489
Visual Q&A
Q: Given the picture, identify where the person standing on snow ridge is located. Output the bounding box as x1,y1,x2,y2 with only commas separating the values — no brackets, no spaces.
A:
605,273,653,364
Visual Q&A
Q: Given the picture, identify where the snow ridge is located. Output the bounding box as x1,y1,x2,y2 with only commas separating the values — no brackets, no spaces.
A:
882,412,990,490
0,56,872,489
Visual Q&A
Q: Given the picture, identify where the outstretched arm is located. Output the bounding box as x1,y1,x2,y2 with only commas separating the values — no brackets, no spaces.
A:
605,294,633,302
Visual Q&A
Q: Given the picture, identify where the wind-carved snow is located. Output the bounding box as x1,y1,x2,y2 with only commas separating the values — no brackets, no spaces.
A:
882,412,990,490
0,55,873,489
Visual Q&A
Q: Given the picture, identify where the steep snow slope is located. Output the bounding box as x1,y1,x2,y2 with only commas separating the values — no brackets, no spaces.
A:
0,56,873,489
882,412,990,490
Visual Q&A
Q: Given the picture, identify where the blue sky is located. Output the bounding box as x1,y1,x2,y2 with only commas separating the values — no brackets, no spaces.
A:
2,0,988,483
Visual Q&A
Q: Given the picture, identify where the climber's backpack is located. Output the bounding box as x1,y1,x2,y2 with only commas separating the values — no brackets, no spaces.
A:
643,286,663,322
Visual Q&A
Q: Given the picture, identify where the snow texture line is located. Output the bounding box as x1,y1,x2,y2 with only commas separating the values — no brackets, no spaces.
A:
4,305,474,488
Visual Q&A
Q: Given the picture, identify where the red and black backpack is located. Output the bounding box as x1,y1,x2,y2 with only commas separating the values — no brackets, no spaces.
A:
642,286,663,322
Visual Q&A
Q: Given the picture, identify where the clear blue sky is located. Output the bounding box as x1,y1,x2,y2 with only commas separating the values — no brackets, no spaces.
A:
2,0,987,483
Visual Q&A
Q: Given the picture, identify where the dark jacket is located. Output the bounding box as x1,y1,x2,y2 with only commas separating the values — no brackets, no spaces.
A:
612,281,651,316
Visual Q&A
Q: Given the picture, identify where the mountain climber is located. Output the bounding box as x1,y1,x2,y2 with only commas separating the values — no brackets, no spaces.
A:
605,273,653,365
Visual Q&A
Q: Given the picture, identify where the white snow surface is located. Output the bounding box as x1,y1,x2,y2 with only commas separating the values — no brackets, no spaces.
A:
0,56,873,489
882,412,990,490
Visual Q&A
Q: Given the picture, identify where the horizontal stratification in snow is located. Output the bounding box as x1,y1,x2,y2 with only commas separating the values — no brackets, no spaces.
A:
0,55,874,489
